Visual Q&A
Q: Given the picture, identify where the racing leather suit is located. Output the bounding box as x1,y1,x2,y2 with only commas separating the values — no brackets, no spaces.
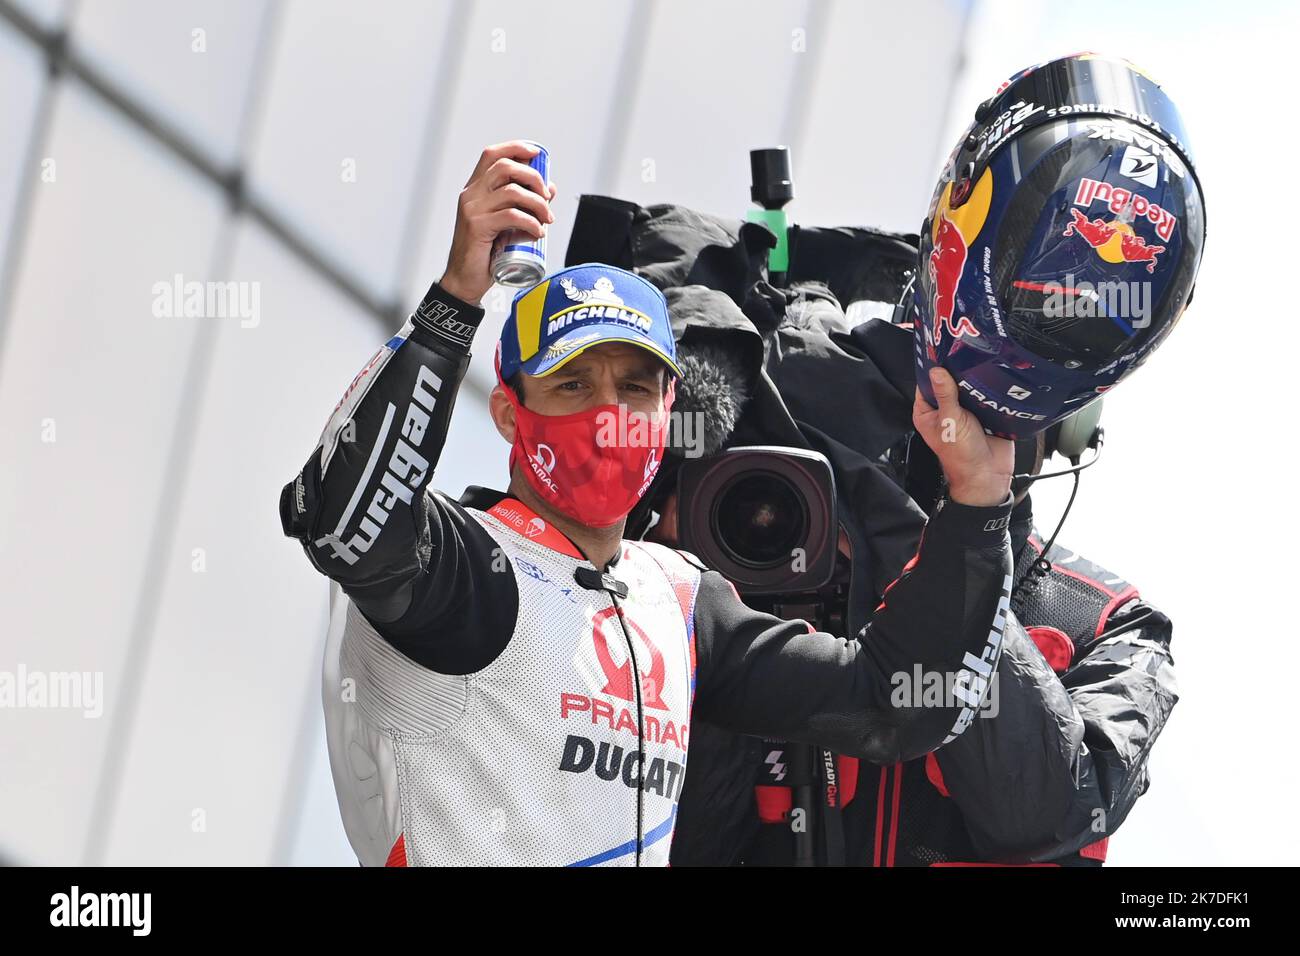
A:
743,499,1177,866
279,279,1015,866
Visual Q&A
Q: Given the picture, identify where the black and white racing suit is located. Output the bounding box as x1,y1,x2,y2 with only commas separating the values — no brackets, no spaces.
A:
278,279,1015,866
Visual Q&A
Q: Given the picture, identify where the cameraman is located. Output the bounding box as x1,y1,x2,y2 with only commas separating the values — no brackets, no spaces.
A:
644,315,1176,867
859,428,1179,865
654,53,1201,866
280,141,1016,866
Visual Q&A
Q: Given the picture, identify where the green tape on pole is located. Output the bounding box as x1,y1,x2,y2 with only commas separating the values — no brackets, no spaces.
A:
747,208,789,272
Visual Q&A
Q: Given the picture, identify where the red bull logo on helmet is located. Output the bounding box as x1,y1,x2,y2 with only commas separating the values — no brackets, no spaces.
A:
1073,178,1178,241
1063,208,1166,274
928,213,981,342
926,168,995,347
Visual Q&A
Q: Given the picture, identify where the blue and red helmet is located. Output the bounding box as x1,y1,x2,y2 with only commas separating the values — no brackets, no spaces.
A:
914,53,1207,438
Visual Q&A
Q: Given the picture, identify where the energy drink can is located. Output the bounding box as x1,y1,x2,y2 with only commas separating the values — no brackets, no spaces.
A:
491,142,550,287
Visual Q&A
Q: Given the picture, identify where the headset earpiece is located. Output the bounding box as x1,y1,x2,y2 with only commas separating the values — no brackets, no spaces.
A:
1053,399,1104,460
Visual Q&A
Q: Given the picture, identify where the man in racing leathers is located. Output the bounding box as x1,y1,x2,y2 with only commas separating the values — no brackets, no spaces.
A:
279,141,1016,866
729,432,1177,866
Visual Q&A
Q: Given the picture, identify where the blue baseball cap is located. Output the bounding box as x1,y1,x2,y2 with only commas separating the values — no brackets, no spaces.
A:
496,263,682,383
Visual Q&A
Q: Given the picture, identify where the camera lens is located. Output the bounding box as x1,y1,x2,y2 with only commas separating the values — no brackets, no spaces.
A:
712,472,807,569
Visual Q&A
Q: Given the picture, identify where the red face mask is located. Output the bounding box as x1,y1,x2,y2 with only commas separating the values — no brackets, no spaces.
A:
500,373,675,528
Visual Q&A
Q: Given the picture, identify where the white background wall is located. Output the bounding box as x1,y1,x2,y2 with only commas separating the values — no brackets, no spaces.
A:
0,0,1289,865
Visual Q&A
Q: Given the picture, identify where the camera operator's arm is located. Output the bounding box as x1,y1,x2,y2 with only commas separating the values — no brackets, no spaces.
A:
279,141,554,669
692,369,1015,763
932,598,1177,862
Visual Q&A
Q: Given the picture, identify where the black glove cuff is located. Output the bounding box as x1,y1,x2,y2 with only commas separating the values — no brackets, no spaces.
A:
411,280,486,351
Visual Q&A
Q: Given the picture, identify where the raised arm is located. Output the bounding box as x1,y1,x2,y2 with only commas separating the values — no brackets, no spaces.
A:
278,278,483,623
279,141,554,668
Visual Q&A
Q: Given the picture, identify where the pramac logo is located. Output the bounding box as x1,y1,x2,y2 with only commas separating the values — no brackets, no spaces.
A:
530,441,556,473
590,606,668,710
527,441,558,493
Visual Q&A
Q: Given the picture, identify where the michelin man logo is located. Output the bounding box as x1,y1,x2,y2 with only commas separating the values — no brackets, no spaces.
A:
561,275,623,307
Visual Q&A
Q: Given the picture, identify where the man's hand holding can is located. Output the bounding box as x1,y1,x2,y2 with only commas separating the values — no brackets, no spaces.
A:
439,140,555,307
